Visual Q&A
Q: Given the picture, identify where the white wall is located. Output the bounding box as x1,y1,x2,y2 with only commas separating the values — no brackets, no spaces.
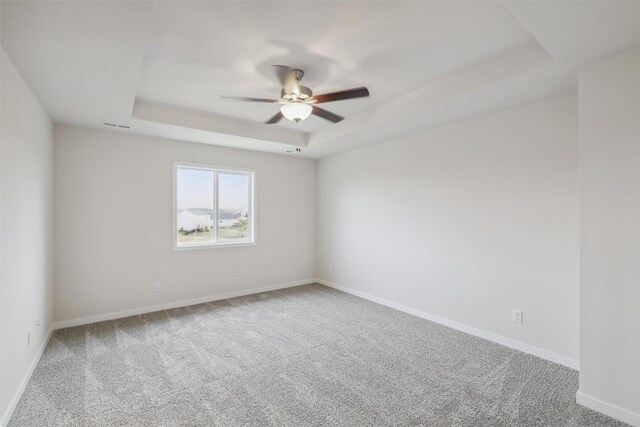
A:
0,49,53,423
53,124,316,323
577,47,640,425
317,93,579,365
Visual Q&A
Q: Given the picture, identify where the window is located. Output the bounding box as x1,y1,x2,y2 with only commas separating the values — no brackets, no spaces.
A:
174,162,255,249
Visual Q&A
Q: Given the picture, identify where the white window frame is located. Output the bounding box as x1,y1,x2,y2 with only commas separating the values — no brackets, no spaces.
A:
173,161,256,250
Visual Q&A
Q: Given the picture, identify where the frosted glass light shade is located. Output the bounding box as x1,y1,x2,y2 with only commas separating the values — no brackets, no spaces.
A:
280,103,312,122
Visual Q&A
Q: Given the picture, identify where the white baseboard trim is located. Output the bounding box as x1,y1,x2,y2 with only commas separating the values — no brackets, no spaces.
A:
54,279,316,330
576,390,639,426
1,326,54,427
317,279,579,370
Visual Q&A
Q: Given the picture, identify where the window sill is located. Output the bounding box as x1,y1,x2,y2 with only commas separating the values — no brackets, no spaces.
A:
174,241,257,251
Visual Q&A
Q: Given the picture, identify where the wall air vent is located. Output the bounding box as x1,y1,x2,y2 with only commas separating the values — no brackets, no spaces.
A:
102,122,130,129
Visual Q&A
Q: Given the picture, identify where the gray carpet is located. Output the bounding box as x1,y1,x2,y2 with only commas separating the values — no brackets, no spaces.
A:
10,284,626,426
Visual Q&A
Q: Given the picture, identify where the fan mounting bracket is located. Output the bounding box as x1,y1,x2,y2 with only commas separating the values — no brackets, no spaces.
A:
290,69,304,81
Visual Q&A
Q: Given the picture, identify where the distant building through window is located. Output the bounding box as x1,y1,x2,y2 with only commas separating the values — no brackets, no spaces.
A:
174,163,254,249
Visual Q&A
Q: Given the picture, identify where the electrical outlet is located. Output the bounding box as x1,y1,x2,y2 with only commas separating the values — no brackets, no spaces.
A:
35,318,41,332
153,282,160,292
512,309,523,323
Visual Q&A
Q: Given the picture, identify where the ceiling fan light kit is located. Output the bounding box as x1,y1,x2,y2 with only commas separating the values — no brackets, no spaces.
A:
281,102,312,122
222,66,370,124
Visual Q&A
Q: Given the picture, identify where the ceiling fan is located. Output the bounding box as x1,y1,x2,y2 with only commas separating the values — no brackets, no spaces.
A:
221,66,370,124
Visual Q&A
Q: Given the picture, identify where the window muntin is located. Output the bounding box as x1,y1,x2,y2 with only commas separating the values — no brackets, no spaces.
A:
175,163,254,249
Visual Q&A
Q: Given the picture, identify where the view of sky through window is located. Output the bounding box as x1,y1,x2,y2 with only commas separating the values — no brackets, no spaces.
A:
177,168,214,212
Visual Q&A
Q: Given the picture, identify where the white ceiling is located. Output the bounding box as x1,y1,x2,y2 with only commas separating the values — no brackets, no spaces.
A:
2,1,639,158
138,1,532,132
1,1,153,127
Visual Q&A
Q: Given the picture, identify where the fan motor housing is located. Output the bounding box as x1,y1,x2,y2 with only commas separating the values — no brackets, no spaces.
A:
281,85,312,100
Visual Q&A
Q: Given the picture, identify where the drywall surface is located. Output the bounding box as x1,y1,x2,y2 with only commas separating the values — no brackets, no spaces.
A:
54,125,316,322
1,48,53,422
317,93,579,363
578,47,640,423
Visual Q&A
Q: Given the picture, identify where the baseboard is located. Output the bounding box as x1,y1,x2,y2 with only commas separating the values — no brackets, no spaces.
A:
576,390,639,426
1,326,54,427
54,279,315,329
317,279,579,370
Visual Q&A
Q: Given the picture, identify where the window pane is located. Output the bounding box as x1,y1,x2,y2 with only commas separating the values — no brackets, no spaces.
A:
176,168,214,246
218,173,250,241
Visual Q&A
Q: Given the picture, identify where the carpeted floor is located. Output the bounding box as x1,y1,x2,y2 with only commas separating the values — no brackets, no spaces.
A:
10,283,626,426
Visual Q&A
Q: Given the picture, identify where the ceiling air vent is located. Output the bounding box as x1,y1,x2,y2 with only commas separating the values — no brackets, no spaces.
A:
102,122,130,129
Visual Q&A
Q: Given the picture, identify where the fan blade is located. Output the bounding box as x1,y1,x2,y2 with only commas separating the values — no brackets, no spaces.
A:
273,65,292,86
221,95,278,103
312,87,369,104
312,106,344,123
265,111,284,124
